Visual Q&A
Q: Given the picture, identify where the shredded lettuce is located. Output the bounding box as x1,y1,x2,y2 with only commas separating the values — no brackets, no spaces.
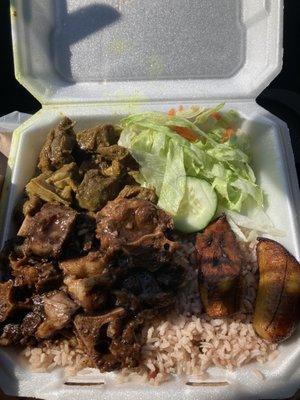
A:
118,105,264,219
224,206,284,242
157,141,186,215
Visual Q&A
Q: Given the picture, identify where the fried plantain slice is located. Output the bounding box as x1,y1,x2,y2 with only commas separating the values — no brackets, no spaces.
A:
195,215,242,317
253,238,300,342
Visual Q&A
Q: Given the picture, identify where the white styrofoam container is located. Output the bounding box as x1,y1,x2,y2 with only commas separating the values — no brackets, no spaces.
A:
1,0,300,399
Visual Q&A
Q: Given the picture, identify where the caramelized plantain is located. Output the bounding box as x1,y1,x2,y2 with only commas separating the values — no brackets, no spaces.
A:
253,238,300,342
195,215,242,317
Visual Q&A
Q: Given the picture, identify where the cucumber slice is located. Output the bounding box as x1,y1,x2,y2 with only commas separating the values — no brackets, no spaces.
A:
173,177,217,233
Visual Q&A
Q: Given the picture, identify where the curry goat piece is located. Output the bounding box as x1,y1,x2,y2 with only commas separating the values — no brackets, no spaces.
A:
27,117,140,213
0,118,186,372
195,215,242,318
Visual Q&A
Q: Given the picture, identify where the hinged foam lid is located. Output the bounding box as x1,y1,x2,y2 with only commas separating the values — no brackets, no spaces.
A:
11,0,283,104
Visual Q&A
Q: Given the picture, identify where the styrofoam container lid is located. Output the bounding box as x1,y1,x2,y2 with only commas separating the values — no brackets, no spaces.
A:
11,0,283,104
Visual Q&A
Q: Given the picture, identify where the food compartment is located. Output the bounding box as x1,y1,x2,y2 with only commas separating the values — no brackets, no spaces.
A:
1,102,300,400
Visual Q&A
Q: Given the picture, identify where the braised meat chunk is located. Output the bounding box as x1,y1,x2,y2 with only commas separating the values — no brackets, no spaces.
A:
0,280,35,345
0,323,22,346
76,124,119,153
117,185,157,203
64,275,109,312
60,251,110,278
20,294,46,342
74,308,141,371
253,238,300,342
97,145,138,171
120,270,175,309
18,203,77,258
0,238,23,281
76,169,121,212
96,197,175,251
26,163,78,207
12,261,62,293
96,197,180,278
74,308,125,356
62,213,96,258
75,140,139,212
196,215,242,318
21,311,43,341
0,280,14,323
38,117,76,172
36,291,78,339
23,195,43,217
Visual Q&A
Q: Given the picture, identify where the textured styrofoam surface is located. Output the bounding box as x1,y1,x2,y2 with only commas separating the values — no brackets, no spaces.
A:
0,102,300,399
10,0,282,103
53,0,245,81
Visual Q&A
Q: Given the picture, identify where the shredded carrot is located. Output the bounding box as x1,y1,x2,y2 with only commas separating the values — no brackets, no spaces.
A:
211,112,221,121
167,108,176,116
171,126,199,142
222,128,235,142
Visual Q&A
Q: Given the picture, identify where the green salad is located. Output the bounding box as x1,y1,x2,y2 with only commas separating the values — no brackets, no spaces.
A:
118,104,266,233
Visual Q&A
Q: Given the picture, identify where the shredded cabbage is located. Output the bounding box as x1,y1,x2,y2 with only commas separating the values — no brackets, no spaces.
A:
119,105,263,214
118,105,277,235
224,206,284,242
